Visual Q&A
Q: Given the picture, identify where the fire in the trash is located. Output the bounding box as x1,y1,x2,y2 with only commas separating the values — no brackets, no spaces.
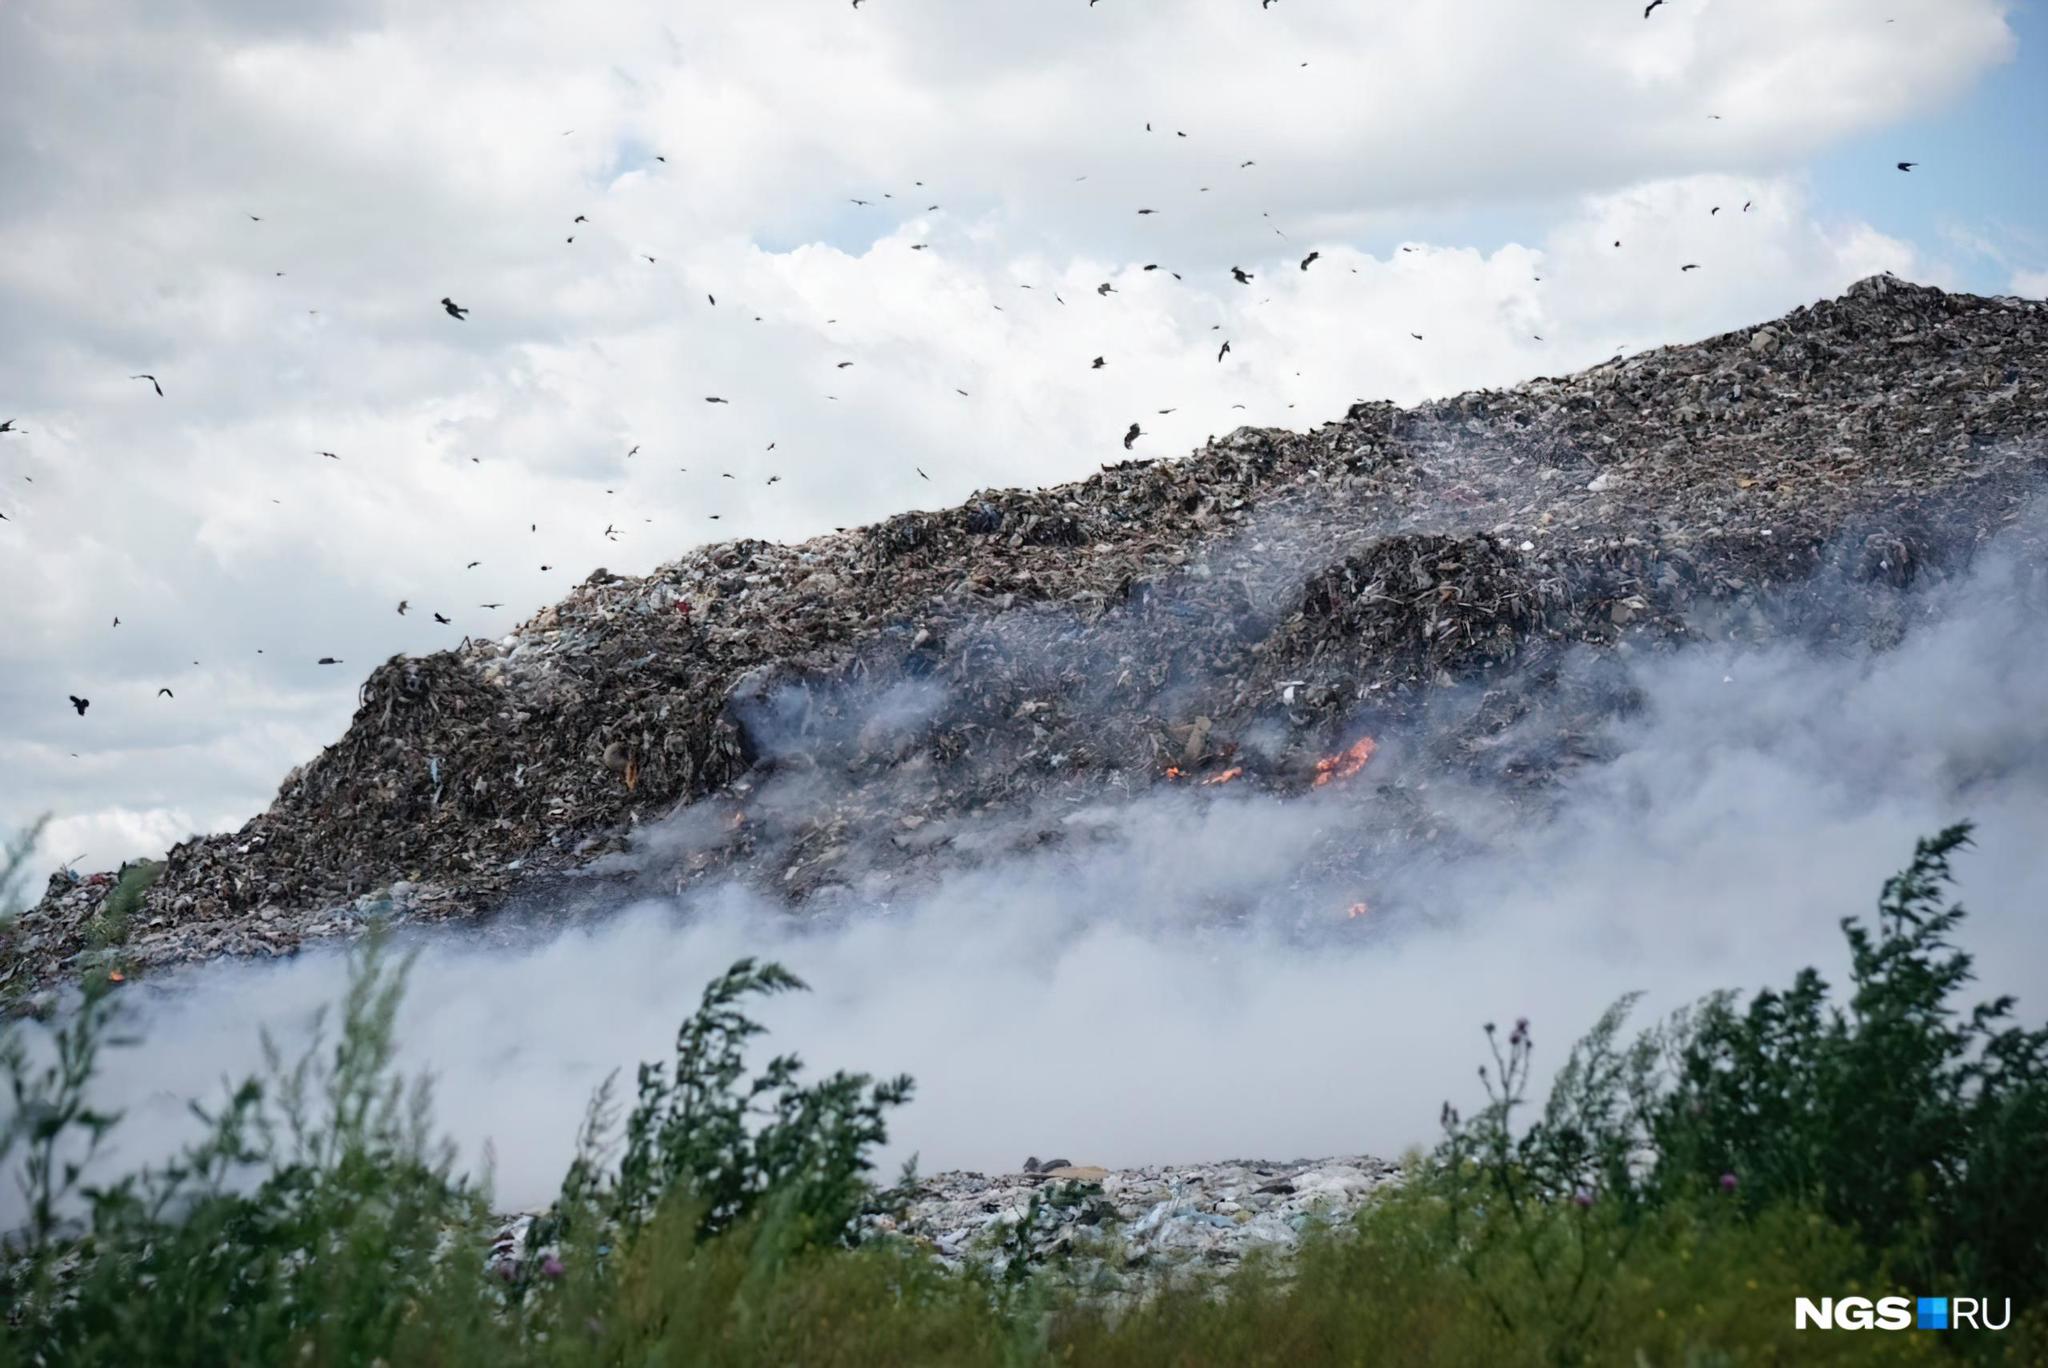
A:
1312,737,1376,788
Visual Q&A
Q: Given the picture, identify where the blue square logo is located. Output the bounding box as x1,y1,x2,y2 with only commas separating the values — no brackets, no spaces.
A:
1918,1297,1949,1330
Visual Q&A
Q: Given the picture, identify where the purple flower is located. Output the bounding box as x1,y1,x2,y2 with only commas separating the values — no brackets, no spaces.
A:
541,1254,566,1280
1719,1171,1739,1195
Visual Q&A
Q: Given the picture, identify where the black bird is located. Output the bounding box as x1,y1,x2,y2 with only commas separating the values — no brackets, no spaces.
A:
1681,263,1701,271
1644,0,1664,14
1092,356,1106,369
466,561,480,568
433,612,451,624
1137,208,1157,215
158,688,173,698
1743,201,1753,212
0,419,18,434
1143,264,1159,271
1123,422,1142,450
481,602,503,609
573,215,587,223
112,616,120,628
318,451,339,459
1410,332,1424,341
440,297,469,319
836,361,854,368
1239,160,1255,168
317,657,342,665
1230,266,1252,284
851,198,871,206
131,373,163,396
1299,251,1319,271
642,254,657,262
1097,282,1116,296
705,396,729,404
627,445,640,457
69,695,89,715
767,475,781,485
1218,340,1231,362
1897,161,1917,172
1157,408,1176,414
708,293,716,305
1711,206,1721,215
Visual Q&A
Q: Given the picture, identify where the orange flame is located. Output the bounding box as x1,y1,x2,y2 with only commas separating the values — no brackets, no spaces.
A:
1313,737,1377,787
1201,767,1244,786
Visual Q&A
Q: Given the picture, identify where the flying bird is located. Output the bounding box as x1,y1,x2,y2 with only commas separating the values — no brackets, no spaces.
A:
69,696,88,715
433,612,451,624
1410,332,1424,341
317,657,342,665
836,361,854,368
440,297,469,319
627,445,640,457
0,419,18,434
1218,340,1231,362
573,215,587,223
158,688,173,698
915,466,930,480
1230,266,1252,284
1644,0,1664,14
397,600,409,615
1097,283,1116,296
1299,251,1319,271
1123,422,1142,450
1137,208,1157,215
705,396,729,403
1896,161,1917,172
466,561,480,568
480,602,503,609
1092,356,1106,369
131,374,163,396
1681,263,1701,271
318,451,339,460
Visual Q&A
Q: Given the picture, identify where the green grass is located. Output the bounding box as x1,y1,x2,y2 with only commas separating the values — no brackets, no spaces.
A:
84,860,161,958
2,826,2044,1365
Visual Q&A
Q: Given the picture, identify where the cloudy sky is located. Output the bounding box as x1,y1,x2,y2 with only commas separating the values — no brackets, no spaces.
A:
2,0,2043,875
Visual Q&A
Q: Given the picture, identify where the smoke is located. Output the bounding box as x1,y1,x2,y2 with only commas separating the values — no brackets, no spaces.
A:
14,524,2048,1220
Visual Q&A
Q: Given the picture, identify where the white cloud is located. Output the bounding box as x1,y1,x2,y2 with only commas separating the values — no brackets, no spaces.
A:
0,0,2008,870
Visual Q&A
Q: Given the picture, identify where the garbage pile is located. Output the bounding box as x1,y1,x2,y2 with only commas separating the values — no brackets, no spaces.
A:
485,1155,1403,1300
868,1155,1403,1292
7,275,2047,997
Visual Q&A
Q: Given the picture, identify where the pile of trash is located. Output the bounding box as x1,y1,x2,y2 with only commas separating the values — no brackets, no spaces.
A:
7,275,2047,997
486,1155,1402,1300
869,1155,1403,1290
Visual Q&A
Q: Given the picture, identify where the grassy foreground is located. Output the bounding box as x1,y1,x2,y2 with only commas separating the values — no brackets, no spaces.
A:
2,826,2045,1365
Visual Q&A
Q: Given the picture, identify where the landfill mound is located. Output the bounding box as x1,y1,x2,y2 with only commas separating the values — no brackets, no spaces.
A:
10,274,2048,998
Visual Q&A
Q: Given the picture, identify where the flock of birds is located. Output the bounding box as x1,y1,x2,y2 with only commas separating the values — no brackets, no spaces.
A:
0,1,1931,730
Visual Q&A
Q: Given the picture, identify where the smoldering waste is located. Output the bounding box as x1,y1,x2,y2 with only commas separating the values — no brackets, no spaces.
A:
8,273,2048,1002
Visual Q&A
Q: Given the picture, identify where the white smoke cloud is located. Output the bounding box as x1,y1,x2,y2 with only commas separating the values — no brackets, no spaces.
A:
20,520,2045,1218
